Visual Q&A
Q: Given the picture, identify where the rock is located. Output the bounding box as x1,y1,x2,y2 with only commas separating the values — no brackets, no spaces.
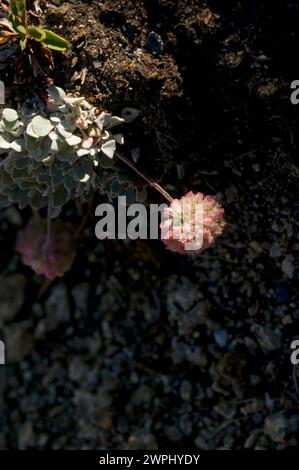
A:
44,283,70,331
145,31,164,55
214,401,237,419
244,429,261,448
163,425,182,442
71,283,89,318
167,276,201,315
264,412,299,446
269,242,281,258
126,432,158,450
254,434,270,450
180,380,192,401
132,385,154,404
0,274,26,326
240,399,265,415
281,255,294,279
3,320,34,362
211,352,248,399
18,422,35,449
273,280,288,304
167,276,208,335
179,414,193,436
3,207,23,226
252,324,281,353
214,329,228,347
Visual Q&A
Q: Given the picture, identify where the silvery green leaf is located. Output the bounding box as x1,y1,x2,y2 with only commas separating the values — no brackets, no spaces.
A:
73,159,93,182
9,189,26,204
0,171,13,187
61,165,73,176
117,172,130,183
50,139,59,152
79,174,91,183
30,192,48,210
77,148,90,157
64,175,77,191
14,157,29,170
66,135,82,146
110,179,124,196
50,116,61,124
113,133,124,145
18,180,33,189
94,113,106,130
58,105,69,113
49,131,59,141
33,138,51,161
10,140,24,152
18,192,29,209
63,96,85,106
42,155,55,165
101,139,116,159
107,116,125,128
51,173,65,189
77,182,89,196
31,116,54,137
25,135,40,151
37,173,50,184
101,130,110,141
57,146,78,163
26,122,40,139
0,136,11,149
47,87,66,105
29,147,43,160
12,166,28,179
2,108,18,123
99,156,114,169
53,185,69,207
57,123,73,139
121,107,139,123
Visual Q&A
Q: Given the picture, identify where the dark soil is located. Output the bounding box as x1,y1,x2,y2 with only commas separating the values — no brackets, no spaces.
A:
0,0,299,450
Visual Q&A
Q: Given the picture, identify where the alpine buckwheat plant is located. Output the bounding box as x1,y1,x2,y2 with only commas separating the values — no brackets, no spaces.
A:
0,86,125,211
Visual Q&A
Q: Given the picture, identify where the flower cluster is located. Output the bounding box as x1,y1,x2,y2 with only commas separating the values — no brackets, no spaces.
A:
160,191,225,255
16,217,76,280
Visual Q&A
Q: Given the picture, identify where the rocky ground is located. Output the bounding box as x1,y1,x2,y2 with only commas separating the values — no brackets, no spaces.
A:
0,0,299,450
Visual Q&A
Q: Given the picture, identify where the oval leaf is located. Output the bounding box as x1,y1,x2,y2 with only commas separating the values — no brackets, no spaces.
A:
31,116,54,137
41,29,69,51
2,108,18,123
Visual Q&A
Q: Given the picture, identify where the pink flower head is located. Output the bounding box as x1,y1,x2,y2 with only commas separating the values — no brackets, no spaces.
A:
75,112,89,130
160,191,225,255
16,217,76,280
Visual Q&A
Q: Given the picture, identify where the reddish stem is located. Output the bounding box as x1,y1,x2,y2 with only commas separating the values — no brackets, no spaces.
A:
115,152,173,203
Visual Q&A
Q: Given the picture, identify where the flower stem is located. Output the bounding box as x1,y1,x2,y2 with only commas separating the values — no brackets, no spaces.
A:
115,152,173,203
74,193,95,240
43,194,53,254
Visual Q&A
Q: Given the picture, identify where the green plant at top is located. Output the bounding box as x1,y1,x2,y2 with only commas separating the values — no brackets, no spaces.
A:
0,86,133,212
0,0,68,75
